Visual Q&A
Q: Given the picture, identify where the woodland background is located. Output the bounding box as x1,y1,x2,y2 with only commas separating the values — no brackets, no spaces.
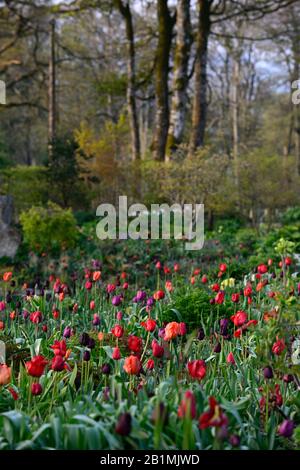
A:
0,0,300,230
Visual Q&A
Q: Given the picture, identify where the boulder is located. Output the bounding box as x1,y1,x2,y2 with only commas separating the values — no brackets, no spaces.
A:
0,195,20,259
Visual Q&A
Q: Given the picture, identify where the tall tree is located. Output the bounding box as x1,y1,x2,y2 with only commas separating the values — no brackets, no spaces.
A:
189,0,211,155
48,19,56,160
115,0,141,160
166,0,191,159
153,0,175,161
189,0,300,156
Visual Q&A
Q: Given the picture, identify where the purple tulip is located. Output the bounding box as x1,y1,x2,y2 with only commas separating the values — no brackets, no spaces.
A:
229,434,240,447
22,309,29,320
63,326,71,338
158,328,165,338
92,314,100,326
279,419,294,438
147,297,154,307
220,319,228,336
112,295,122,306
92,259,101,269
136,290,146,302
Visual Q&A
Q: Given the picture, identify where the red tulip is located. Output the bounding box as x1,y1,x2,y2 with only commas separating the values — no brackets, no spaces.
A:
226,352,235,365
219,263,227,273
272,337,285,356
51,355,65,372
123,355,141,375
31,383,43,396
30,311,42,324
230,310,247,327
152,340,164,358
178,390,196,419
128,335,142,353
111,325,124,338
26,356,48,378
187,359,206,380
2,272,12,282
51,340,67,357
146,359,154,370
215,291,225,304
112,347,121,360
144,318,156,332
199,397,228,429
257,264,268,274
153,290,165,300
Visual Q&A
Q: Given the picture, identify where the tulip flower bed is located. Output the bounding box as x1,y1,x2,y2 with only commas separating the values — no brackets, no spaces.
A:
0,240,300,450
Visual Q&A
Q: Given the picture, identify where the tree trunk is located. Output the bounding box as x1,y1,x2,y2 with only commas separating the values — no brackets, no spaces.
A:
48,19,56,161
115,0,141,161
232,58,240,186
292,50,300,175
189,0,211,155
153,0,174,161
166,0,191,160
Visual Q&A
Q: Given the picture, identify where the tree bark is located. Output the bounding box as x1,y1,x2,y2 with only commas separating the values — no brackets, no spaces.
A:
189,0,211,155
153,0,175,161
292,39,300,175
115,0,141,161
166,0,191,160
232,57,240,185
48,19,56,161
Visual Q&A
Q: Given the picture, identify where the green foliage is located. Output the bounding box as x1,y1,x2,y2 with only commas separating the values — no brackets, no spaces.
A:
1,166,48,213
19,203,78,255
47,136,90,210
281,207,300,225
164,288,228,329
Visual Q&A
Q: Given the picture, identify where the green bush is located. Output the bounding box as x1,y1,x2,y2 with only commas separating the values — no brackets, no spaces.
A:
163,288,229,329
1,166,48,213
281,207,300,225
20,203,78,255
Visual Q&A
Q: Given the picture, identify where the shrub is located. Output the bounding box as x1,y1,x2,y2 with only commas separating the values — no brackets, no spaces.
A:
1,166,48,213
163,288,229,329
19,203,78,255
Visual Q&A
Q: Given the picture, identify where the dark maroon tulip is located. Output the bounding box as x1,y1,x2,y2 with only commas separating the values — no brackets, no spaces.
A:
83,350,90,361
151,403,168,426
197,328,205,340
31,383,43,396
79,332,90,346
263,366,273,379
283,374,294,383
115,413,131,436
220,319,228,336
102,363,111,375
214,342,221,353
